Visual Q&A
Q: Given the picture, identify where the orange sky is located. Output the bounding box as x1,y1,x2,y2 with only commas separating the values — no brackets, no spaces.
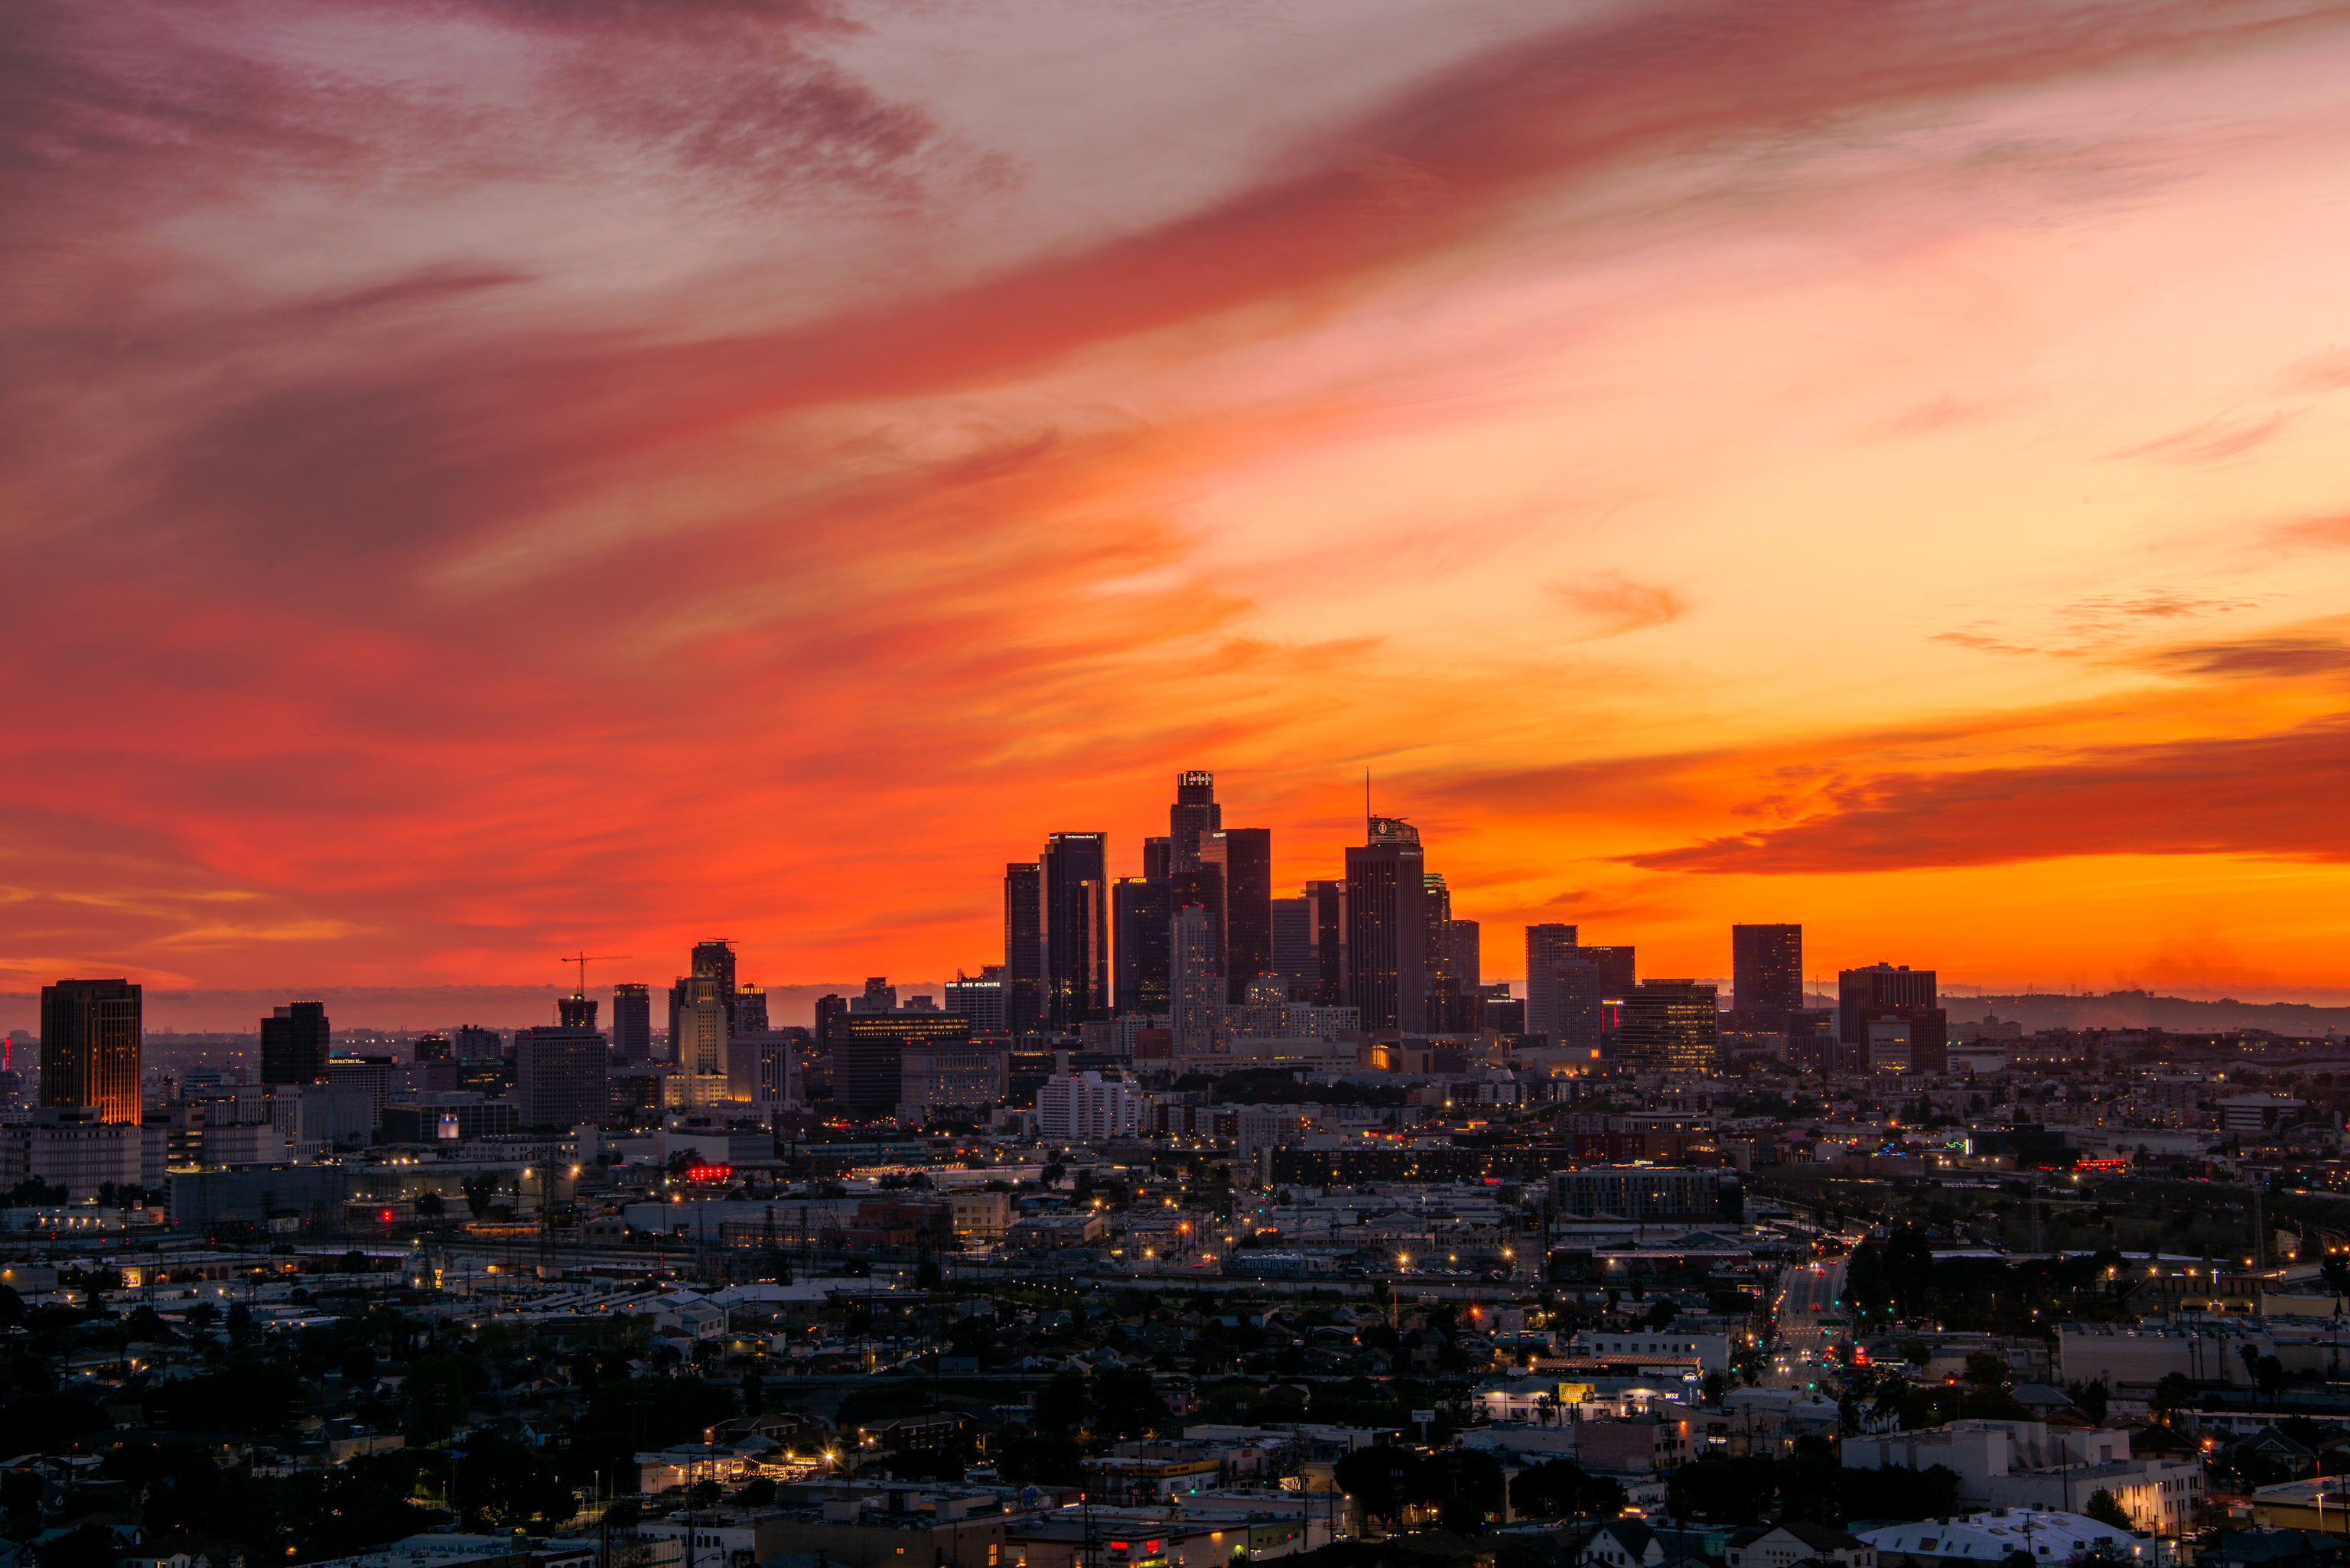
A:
8,0,2350,1010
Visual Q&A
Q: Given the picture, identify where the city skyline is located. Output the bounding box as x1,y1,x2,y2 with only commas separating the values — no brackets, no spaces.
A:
11,3,2350,1004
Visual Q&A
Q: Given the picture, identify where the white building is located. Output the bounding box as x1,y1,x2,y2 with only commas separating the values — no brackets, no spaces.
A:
1842,1421,2200,1535
1037,1072,1144,1142
1860,1510,2160,1566
1570,1330,1733,1374
0,1113,149,1199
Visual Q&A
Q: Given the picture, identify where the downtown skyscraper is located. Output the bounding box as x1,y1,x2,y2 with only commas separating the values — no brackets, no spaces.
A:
40,978,142,1124
1345,815,1425,1032
260,999,331,1085
1201,826,1272,1004
1002,861,1043,1034
1040,831,1108,1029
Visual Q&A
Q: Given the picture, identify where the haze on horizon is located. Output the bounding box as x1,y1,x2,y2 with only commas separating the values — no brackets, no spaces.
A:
8,0,2350,1004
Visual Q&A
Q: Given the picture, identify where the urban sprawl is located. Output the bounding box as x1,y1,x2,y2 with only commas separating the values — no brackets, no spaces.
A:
9,773,2348,1568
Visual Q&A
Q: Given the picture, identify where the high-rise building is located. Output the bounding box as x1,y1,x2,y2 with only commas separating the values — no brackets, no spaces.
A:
1580,945,1637,999
1732,925,1804,1019
1171,904,1221,1052
829,1011,975,1118
851,976,897,1013
735,984,770,1035
944,971,1009,1034
1613,981,1720,1074
1450,919,1482,992
1112,877,1173,1017
1168,771,1222,873
611,983,653,1063
1837,964,1938,1045
1037,1071,1145,1141
668,939,738,1055
674,968,732,1105
1523,924,1580,1042
1304,880,1347,1007
1142,836,1174,881
1202,827,1272,1004
260,1000,330,1086
1042,831,1109,1030
40,978,142,1124
1548,958,1606,1052
727,1032,797,1106
813,993,848,1057
516,1016,609,1130
414,1032,452,1062
1269,896,1312,991
1004,861,1043,1035
453,1024,502,1061
1345,816,1426,1033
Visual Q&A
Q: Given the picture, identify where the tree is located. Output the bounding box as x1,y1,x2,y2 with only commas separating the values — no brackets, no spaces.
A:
2084,1490,2132,1531
1966,1351,2012,1390
1091,1366,1164,1443
1642,1299,1679,1331
1880,1225,1936,1319
2067,1378,2110,1423
1508,1459,1625,1521
1844,1240,1891,1322
403,1354,472,1440
35,1525,122,1568
2323,1257,2350,1300
415,1192,446,1219
1665,1456,1775,1524
461,1173,499,1218
1334,1447,1419,1529
2150,1372,2195,1424
1032,1371,1089,1438
1702,1372,1728,1405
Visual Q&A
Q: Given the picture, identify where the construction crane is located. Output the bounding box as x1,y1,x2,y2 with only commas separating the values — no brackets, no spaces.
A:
561,950,630,995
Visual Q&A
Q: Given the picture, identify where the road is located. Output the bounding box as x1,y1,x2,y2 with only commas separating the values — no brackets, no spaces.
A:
1764,1257,1847,1389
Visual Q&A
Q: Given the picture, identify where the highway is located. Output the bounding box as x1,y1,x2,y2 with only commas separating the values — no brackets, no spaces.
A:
1764,1257,1847,1389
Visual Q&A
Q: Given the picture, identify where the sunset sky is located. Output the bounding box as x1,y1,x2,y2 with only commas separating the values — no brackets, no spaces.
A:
9,0,2350,1023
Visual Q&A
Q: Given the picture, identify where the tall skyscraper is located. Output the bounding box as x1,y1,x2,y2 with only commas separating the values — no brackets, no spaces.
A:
1614,980,1720,1073
260,1000,330,1086
1450,919,1482,991
1112,876,1173,1017
1837,964,1937,1043
675,958,733,1106
1304,879,1347,1007
40,978,142,1124
516,1004,609,1131
944,970,1009,1034
1168,770,1222,873
1549,958,1606,1052
735,984,770,1034
1170,904,1221,1052
1523,924,1580,1042
1345,816,1426,1033
851,976,897,1013
1041,831,1108,1030
1003,861,1043,1035
1269,896,1312,990
668,939,738,1054
1202,827,1272,1004
611,982,652,1063
814,993,848,1056
1142,836,1174,881
1732,925,1804,1018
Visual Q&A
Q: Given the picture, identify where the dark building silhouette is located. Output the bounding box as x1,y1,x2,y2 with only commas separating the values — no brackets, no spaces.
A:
1732,925,1804,1021
260,999,331,1086
1580,944,1636,998
1614,980,1720,1073
1450,919,1481,991
1523,924,1579,1042
1269,895,1312,993
813,993,848,1057
668,939,738,1057
40,978,142,1124
516,1004,608,1131
1041,831,1109,1030
557,993,598,1029
1142,836,1174,881
1838,964,1938,1071
453,1024,501,1060
1202,827,1272,1004
1167,770,1222,873
1002,861,1043,1035
830,1010,975,1116
611,982,652,1063
1548,958,1606,1052
1112,876,1172,1017
414,1032,452,1062
1346,815,1426,1033
1304,879,1348,1007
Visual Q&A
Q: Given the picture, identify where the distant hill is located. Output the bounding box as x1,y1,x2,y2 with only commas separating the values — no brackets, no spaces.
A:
1950,991,2350,1036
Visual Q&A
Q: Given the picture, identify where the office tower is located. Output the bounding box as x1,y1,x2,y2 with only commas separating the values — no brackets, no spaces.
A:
1731,925,1804,1020
1112,877,1173,1017
1345,816,1426,1033
1170,905,1221,1052
1269,896,1312,989
1142,836,1174,881
1448,919,1481,992
259,1000,331,1086
735,984,770,1035
851,977,897,1013
611,983,653,1063
944,971,1009,1035
1202,827,1272,1004
1842,964,1936,1072
1168,770,1222,873
675,968,732,1104
1549,958,1605,1052
1004,861,1044,1035
830,1010,974,1117
453,1024,502,1060
516,1019,610,1130
1523,924,1580,1042
1613,980,1720,1073
1041,831,1109,1030
414,1032,452,1062
556,993,598,1029
1581,945,1637,998
41,978,142,1124
1304,880,1348,1007
813,993,848,1056
727,1032,797,1106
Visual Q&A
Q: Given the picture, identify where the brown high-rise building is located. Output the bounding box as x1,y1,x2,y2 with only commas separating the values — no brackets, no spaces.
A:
40,978,142,1124
1202,827,1272,1004
611,982,653,1063
1041,831,1108,1030
1732,925,1804,1019
1614,980,1720,1074
1003,862,1043,1035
